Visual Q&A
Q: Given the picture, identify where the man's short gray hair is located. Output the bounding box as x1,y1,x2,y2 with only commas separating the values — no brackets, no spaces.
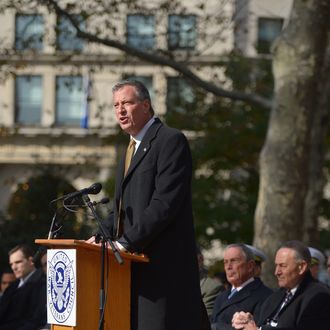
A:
280,240,311,266
226,243,255,262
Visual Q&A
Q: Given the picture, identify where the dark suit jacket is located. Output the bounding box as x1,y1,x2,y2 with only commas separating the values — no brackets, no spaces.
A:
105,118,204,330
0,268,46,330
257,271,330,330
211,277,272,330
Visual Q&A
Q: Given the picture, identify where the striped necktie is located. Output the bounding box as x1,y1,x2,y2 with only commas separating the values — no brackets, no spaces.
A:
267,290,293,326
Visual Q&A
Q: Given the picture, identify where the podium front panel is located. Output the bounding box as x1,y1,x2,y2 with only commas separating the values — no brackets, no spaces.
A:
35,240,149,330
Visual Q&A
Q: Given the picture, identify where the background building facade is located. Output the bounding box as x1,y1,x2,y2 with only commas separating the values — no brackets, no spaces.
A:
0,0,292,216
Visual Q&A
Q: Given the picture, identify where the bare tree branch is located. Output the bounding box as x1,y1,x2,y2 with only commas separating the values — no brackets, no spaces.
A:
41,0,272,109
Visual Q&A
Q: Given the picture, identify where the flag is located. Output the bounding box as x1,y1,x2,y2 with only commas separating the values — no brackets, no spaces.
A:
80,74,91,129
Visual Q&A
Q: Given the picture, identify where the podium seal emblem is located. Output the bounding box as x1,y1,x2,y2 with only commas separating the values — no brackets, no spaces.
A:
48,250,76,323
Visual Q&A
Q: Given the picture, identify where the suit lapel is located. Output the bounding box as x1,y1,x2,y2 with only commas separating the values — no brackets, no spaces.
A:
123,118,162,182
116,118,163,214
262,289,286,321
260,275,312,324
277,283,302,315
217,280,257,313
218,291,245,311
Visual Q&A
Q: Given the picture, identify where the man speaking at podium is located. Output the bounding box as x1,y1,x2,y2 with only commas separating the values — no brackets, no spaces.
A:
90,79,206,330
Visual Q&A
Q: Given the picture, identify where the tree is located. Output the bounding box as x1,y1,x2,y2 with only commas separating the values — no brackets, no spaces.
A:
254,0,330,283
0,171,96,270
0,0,272,247
166,55,272,246
1,0,330,285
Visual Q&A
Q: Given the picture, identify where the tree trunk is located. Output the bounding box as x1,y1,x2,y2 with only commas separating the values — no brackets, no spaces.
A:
254,0,330,286
303,46,330,245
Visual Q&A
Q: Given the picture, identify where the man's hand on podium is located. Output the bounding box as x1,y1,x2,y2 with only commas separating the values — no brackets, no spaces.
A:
85,236,128,252
86,236,97,244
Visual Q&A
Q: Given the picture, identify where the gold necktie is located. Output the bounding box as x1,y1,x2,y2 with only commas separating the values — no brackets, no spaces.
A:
124,139,136,176
116,139,136,238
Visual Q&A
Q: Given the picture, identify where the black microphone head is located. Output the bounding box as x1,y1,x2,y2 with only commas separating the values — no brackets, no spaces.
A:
87,182,102,195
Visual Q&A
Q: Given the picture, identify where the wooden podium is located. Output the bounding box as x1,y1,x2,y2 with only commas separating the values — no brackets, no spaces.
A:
35,239,149,330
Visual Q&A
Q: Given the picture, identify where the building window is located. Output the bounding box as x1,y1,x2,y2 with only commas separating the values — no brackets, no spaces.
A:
166,77,195,114
168,15,197,50
56,76,84,126
257,17,283,54
15,14,44,51
15,76,42,125
127,15,155,49
56,15,85,51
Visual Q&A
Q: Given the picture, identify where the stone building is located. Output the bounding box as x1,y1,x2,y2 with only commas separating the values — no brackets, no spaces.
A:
0,0,292,216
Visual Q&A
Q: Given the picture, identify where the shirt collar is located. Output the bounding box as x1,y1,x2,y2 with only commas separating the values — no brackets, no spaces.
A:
233,277,255,292
18,269,36,288
131,117,155,152
287,285,298,296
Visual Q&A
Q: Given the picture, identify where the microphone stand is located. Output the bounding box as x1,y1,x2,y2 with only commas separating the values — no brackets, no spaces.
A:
99,240,106,330
82,194,123,265
47,210,61,239
47,197,73,240
34,208,63,267
81,194,123,330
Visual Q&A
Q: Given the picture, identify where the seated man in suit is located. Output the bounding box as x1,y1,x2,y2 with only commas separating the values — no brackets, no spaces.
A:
0,244,47,330
197,245,224,318
232,240,330,330
211,243,272,330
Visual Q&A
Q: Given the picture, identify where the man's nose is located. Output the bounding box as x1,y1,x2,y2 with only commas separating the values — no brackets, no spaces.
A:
118,104,126,113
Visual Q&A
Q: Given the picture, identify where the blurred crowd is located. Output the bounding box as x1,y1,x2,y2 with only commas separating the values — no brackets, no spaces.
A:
199,242,330,330
0,244,48,330
0,241,329,329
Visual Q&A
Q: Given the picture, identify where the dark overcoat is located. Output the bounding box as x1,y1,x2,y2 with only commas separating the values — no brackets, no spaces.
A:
105,118,204,330
211,277,272,330
0,268,46,330
256,272,330,330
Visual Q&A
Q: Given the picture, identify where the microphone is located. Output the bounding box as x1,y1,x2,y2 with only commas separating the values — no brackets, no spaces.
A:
92,197,110,206
63,183,102,200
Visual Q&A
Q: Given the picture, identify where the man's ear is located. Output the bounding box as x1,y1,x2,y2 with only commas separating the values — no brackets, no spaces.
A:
298,261,308,275
248,260,256,272
142,99,151,113
28,256,35,266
